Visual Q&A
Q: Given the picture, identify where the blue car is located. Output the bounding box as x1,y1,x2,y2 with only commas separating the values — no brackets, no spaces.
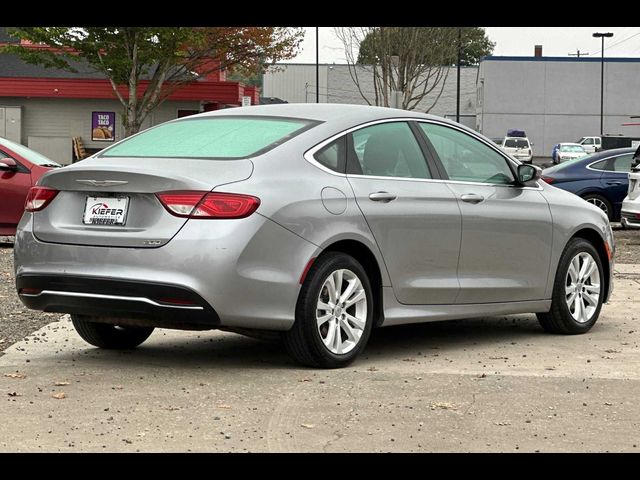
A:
541,147,635,221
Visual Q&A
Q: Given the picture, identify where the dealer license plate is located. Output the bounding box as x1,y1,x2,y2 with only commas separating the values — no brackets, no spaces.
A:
83,196,129,225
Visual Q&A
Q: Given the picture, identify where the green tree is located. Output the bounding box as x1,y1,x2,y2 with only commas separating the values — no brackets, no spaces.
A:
336,27,494,111
2,27,303,136
358,27,494,66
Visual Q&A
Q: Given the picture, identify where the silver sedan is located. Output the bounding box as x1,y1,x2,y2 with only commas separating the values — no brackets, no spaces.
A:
14,104,615,368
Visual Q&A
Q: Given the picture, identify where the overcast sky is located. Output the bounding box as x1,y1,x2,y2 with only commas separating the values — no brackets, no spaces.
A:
286,27,640,63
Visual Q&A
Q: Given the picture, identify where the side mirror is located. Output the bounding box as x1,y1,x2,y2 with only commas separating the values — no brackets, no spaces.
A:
0,158,18,171
517,164,541,184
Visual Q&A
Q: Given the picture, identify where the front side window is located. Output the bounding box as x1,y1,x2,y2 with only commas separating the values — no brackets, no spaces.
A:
420,123,515,185
347,122,431,179
100,116,316,159
583,138,594,145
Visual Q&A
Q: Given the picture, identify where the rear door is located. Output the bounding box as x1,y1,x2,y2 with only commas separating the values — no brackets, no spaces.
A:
345,120,461,305
417,121,553,304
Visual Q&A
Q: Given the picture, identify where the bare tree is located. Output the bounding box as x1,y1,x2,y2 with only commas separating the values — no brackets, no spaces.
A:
335,27,463,112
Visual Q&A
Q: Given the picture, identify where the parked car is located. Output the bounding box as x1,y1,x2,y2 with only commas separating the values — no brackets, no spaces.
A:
552,143,588,165
620,146,640,228
501,136,533,163
14,105,614,368
0,137,61,236
576,136,601,154
541,147,635,221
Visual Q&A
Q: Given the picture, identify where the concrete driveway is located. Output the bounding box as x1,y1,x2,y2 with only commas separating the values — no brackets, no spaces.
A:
2,265,640,452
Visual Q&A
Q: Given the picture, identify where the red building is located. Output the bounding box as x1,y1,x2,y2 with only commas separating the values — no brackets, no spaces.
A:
0,29,260,164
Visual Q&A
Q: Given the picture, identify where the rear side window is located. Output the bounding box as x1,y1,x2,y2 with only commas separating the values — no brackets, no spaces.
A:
347,122,431,179
611,154,633,172
100,116,316,159
590,159,608,171
314,137,346,173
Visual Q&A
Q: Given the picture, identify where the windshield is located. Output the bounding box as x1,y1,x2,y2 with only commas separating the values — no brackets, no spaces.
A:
560,145,586,153
100,116,317,159
0,137,61,167
504,139,529,148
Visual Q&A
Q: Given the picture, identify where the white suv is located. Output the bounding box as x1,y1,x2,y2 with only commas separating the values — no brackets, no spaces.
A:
577,136,601,154
501,137,533,163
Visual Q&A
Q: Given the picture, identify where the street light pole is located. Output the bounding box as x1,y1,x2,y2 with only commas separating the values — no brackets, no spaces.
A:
593,32,614,136
315,27,319,103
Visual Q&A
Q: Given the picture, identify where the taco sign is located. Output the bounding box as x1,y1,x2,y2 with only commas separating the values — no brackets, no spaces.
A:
91,111,115,142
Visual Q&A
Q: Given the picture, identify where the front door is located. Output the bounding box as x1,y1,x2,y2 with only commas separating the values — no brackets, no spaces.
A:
0,152,32,231
418,122,553,304
345,121,462,305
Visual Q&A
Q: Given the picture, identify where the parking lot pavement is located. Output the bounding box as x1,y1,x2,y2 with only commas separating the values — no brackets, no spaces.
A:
1,267,640,452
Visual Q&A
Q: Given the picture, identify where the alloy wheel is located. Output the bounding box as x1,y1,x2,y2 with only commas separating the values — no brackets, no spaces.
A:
316,269,367,354
565,252,601,323
586,197,609,216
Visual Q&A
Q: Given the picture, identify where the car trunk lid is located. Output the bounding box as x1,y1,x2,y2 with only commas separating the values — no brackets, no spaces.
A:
32,157,253,248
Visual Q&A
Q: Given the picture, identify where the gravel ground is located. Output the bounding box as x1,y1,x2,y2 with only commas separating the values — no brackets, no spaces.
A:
0,236,57,353
2,227,640,355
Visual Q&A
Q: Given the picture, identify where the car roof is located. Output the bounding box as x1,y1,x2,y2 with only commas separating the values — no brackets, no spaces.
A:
194,103,444,124
559,143,583,147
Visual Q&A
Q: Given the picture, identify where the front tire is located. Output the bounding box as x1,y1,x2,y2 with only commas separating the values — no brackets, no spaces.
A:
283,252,374,368
537,238,604,334
71,314,154,349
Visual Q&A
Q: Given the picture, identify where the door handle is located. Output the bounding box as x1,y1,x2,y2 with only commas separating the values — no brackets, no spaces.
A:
368,191,397,203
606,181,622,186
460,193,485,204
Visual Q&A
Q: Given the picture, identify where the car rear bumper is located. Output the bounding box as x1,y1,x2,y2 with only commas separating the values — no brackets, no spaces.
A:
621,200,640,228
14,213,317,331
16,274,220,329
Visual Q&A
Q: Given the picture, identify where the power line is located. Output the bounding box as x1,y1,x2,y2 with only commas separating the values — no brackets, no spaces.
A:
590,31,640,56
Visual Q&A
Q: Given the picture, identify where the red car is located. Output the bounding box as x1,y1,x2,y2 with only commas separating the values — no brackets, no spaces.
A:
0,138,61,236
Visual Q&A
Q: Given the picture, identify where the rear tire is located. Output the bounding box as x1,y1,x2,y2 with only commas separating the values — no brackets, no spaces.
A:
71,314,154,349
582,194,613,221
537,238,604,334
283,252,373,368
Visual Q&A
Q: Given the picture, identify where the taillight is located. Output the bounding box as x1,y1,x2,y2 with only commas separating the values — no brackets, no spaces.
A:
541,176,555,184
156,191,260,219
25,186,59,212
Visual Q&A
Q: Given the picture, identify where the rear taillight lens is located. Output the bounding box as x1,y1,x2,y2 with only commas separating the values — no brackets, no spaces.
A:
541,176,555,184
25,186,59,212
156,191,260,219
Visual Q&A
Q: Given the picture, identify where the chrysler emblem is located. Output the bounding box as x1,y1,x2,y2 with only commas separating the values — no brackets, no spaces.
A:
76,180,129,187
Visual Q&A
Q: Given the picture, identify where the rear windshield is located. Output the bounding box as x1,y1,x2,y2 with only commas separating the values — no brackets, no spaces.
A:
504,139,529,148
100,116,316,159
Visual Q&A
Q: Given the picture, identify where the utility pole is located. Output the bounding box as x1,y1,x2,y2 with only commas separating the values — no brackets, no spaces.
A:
456,27,462,123
568,50,589,57
315,27,319,103
592,32,614,136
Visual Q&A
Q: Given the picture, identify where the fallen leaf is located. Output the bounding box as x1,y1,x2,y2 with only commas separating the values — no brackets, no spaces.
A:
430,402,457,411
544,366,556,371
7,392,20,397
300,424,315,429
477,373,487,378
54,381,70,386
604,349,621,354
217,404,232,409
52,392,66,399
489,356,509,360
402,358,416,362
111,385,124,390
367,366,379,372
297,377,312,382
494,421,511,426
604,402,613,406
4,372,26,379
